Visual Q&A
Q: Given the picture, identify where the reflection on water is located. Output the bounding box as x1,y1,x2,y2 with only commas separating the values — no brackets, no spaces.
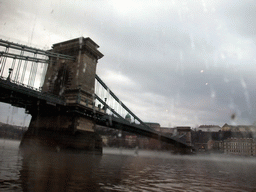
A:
1,139,256,192
20,150,102,191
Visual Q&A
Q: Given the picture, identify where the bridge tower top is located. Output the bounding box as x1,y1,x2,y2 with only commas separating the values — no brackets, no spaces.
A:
52,37,103,59
42,37,104,106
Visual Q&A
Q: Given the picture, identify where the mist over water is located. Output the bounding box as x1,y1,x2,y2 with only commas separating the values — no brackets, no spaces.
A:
0,139,256,192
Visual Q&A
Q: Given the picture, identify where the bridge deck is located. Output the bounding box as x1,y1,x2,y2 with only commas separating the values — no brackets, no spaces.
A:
97,115,193,150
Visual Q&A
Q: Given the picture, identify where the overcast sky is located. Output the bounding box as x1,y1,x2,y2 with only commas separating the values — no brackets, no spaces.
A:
1,0,256,127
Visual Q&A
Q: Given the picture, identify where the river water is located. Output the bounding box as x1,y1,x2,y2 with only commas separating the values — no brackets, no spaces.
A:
0,139,256,192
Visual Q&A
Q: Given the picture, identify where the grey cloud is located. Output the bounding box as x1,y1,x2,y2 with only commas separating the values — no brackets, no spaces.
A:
219,0,256,38
1,0,256,127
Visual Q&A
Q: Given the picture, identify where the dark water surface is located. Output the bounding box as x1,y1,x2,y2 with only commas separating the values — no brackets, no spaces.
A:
1,139,256,192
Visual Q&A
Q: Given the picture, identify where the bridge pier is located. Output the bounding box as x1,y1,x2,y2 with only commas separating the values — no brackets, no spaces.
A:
20,105,102,154
20,37,104,154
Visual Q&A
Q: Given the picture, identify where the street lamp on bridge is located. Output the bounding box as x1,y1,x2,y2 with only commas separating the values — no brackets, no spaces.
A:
7,68,13,81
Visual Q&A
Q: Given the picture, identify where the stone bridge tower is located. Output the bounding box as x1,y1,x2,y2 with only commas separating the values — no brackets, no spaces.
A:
21,37,104,154
43,37,103,105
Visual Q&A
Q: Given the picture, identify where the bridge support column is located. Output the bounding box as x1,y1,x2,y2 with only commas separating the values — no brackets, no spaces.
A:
20,37,104,154
20,104,102,154
20,110,102,154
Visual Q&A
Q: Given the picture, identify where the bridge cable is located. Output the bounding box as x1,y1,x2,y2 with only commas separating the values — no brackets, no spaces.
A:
0,47,9,77
14,48,24,82
31,52,39,87
95,74,152,130
20,59,28,85
31,60,39,87
10,56,17,80
95,94,124,120
0,39,75,61
0,47,8,76
28,52,37,87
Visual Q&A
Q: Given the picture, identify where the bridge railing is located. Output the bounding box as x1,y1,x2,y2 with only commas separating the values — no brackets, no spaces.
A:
94,74,153,130
0,39,75,90
0,39,48,89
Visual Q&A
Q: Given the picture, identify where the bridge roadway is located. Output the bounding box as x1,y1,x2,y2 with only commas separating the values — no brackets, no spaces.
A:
0,78,194,152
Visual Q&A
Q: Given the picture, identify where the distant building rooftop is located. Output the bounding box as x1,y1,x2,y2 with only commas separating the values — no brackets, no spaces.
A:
175,126,191,132
196,125,221,132
145,122,160,127
221,124,256,132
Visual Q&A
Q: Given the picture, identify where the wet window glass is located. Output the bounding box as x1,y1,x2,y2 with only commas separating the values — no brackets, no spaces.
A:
0,1,256,191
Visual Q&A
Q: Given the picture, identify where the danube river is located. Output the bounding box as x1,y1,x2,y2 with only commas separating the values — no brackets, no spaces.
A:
0,139,256,191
